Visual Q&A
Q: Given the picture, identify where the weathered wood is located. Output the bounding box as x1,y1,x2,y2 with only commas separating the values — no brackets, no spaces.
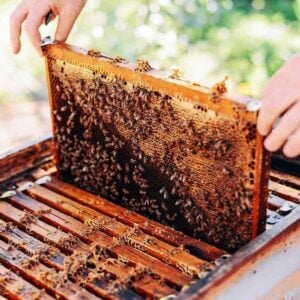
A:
0,201,71,252
0,135,53,184
0,264,54,300
0,221,65,269
0,220,170,299
26,185,205,276
270,169,300,189
40,175,224,260
0,240,97,300
0,131,298,299
5,191,191,287
269,181,300,204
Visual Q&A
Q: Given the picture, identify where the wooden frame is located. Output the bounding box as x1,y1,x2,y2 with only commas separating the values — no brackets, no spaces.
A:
43,42,270,251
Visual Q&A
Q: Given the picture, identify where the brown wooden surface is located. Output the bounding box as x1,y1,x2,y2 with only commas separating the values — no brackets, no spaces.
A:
269,180,300,203
0,159,222,299
0,135,53,184
0,264,54,300
270,169,300,189
0,199,183,298
7,190,193,286
0,219,171,299
177,207,300,299
0,239,97,300
25,185,205,275
38,173,224,260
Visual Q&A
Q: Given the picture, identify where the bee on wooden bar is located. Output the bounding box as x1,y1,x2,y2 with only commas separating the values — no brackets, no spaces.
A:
87,49,102,58
135,59,153,72
209,76,228,103
169,68,182,80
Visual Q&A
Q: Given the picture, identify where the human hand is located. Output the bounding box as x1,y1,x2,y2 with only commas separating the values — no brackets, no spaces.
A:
257,55,300,158
10,0,87,55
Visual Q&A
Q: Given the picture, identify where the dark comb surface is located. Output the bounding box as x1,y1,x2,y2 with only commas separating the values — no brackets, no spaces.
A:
44,43,270,252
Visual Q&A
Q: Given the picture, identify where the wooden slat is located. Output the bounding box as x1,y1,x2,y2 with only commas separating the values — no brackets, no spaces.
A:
270,170,300,189
0,225,136,300
26,185,205,276
0,201,71,251
0,220,170,299
0,212,122,299
0,135,53,184
11,192,94,244
177,207,300,300
3,193,191,288
0,240,97,300
40,175,224,260
0,220,65,270
0,263,54,300
135,276,176,298
269,181,300,204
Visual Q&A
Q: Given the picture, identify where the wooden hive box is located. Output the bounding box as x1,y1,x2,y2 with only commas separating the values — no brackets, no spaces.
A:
1,137,300,299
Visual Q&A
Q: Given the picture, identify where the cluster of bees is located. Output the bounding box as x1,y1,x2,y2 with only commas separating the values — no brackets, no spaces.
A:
50,61,258,252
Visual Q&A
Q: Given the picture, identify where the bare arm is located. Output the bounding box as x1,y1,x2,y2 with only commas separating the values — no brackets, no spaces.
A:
257,55,300,158
10,0,87,55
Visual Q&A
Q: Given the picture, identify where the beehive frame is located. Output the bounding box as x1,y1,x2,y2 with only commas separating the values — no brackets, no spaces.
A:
43,42,270,252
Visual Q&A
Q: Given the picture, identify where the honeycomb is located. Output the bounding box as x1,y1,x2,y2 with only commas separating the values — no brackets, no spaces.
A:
44,43,270,252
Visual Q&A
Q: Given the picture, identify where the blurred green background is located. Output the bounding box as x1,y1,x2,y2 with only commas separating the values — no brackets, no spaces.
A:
1,0,300,153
